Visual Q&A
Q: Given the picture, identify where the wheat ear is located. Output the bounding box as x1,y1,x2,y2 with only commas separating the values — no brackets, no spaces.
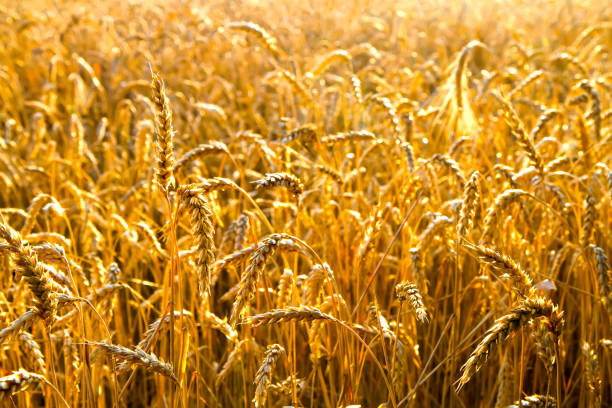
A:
0,369,47,401
253,344,285,408
0,223,58,325
90,342,179,386
151,71,175,193
458,297,556,389
177,185,216,297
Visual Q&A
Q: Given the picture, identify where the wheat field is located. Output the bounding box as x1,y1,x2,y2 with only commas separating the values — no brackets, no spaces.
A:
0,0,610,406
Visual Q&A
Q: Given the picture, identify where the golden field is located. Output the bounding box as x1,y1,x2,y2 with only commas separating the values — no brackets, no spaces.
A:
0,0,610,406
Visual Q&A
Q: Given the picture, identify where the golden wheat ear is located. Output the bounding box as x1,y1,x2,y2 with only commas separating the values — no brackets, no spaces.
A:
151,70,176,195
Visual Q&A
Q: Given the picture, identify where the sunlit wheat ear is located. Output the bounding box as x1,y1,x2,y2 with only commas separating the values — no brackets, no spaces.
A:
493,92,544,177
190,178,239,195
244,306,337,326
134,310,190,351
0,223,57,325
458,297,556,390
370,95,402,142
543,156,573,173
214,237,305,276
21,194,63,235
151,71,175,194
308,49,351,78
461,241,532,297
530,108,561,141
454,40,486,109
457,171,480,238
481,189,529,243
172,141,229,173
315,164,343,184
430,154,466,188
0,369,47,400
493,164,520,188
253,344,285,408
507,70,547,100
177,186,215,297
355,203,390,267
229,234,285,327
395,282,428,323
281,124,317,145
227,21,283,57
279,70,313,105
568,93,589,106
89,342,179,386
253,173,304,199
418,215,453,249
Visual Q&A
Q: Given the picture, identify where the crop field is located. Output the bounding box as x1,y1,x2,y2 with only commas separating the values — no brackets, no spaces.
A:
0,0,611,406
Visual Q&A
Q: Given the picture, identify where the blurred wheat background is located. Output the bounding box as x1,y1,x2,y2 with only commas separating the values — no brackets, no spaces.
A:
0,0,611,406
